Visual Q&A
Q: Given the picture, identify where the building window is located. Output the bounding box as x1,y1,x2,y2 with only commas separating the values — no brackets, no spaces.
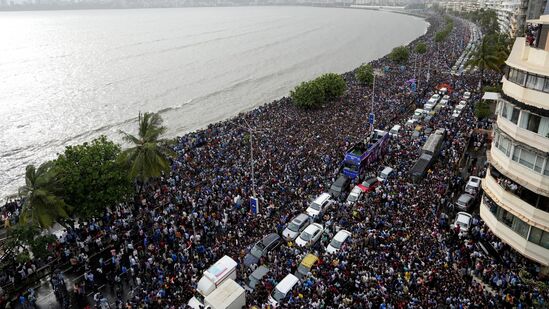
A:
540,117,549,137
519,148,535,169
527,114,541,132
497,135,511,156
498,207,514,227
528,227,549,249
510,107,520,124
501,102,508,118
526,74,545,91
512,217,530,238
508,68,527,85
534,156,544,173
543,78,549,92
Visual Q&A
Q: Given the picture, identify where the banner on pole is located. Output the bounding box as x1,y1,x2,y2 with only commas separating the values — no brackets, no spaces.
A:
250,197,259,214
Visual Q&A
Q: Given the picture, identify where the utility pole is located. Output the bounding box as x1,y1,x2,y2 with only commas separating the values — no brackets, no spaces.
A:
240,118,265,198
370,73,376,132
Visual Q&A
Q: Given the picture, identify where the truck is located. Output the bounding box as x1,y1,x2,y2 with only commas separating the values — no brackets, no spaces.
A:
188,255,238,309
203,278,246,309
340,129,389,180
410,128,446,182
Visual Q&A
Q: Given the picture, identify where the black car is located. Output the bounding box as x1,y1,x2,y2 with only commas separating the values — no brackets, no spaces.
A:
243,233,282,268
328,175,351,200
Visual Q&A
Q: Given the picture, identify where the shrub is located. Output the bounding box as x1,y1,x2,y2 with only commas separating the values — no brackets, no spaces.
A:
389,46,410,64
415,42,428,54
317,73,347,101
355,64,374,85
291,80,326,109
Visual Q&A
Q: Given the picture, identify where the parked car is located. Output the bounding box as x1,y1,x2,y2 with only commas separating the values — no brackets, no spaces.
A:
243,233,282,268
326,230,352,254
456,193,475,211
306,193,333,217
268,274,299,306
453,212,473,236
282,213,312,241
377,166,395,182
413,109,424,120
406,118,417,127
245,266,269,291
346,185,366,205
463,91,471,100
452,106,463,118
361,177,380,193
328,175,351,200
465,176,482,195
389,125,401,137
439,95,450,106
295,223,324,247
430,93,441,102
295,254,319,279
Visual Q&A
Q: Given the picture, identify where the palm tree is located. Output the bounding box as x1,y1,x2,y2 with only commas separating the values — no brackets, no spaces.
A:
466,36,503,88
119,112,173,188
18,162,70,229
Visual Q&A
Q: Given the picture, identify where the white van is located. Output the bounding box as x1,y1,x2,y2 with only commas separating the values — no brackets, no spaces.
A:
188,255,238,308
268,274,299,305
377,166,394,182
389,125,401,137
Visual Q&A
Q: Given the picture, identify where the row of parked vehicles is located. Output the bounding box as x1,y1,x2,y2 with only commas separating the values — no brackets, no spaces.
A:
451,23,482,76
452,175,482,237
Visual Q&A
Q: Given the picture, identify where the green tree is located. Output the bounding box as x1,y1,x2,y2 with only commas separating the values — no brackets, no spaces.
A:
466,36,503,87
355,64,374,85
290,80,326,109
119,112,173,186
415,42,428,54
55,136,133,219
317,73,346,101
479,9,499,34
2,225,57,262
389,46,409,64
18,162,70,229
475,100,492,119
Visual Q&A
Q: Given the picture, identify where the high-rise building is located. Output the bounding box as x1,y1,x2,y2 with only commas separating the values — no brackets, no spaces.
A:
481,16,549,267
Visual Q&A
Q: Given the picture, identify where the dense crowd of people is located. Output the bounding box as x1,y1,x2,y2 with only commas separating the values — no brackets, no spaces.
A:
1,13,547,309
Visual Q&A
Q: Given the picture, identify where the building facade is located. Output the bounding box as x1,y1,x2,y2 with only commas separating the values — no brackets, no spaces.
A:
481,16,549,267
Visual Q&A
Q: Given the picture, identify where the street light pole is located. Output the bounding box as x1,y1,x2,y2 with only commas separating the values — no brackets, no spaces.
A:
250,127,256,197
370,73,376,132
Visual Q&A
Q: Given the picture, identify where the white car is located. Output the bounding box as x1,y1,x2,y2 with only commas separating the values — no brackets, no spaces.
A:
306,193,333,218
458,100,467,108
453,212,472,236
463,91,471,100
439,95,450,106
326,230,352,254
451,109,462,118
465,176,482,195
295,223,324,247
413,109,424,120
346,185,365,205
406,118,417,126
430,94,441,102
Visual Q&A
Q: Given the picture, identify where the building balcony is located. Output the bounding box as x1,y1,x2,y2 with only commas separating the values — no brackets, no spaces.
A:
502,77,549,110
483,169,549,229
481,199,549,266
488,147,549,196
497,114,549,153
507,38,549,76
